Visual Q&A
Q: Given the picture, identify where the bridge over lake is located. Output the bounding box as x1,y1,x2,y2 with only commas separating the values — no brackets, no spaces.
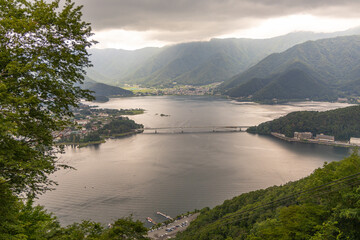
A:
138,126,251,134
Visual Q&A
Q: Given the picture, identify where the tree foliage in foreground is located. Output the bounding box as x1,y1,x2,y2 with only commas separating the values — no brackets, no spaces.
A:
247,105,360,141
0,1,150,239
176,150,360,240
0,0,95,195
0,184,149,239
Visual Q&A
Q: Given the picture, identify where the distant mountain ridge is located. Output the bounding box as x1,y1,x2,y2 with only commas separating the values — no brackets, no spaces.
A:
221,35,360,101
80,77,133,102
87,27,360,87
87,47,161,85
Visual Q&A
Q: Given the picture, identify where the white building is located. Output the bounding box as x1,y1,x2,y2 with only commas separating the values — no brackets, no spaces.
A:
294,132,313,140
350,137,360,146
315,134,335,142
76,119,89,125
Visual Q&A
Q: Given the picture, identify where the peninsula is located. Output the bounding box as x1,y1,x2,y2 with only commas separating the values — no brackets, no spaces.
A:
247,105,360,147
55,104,144,147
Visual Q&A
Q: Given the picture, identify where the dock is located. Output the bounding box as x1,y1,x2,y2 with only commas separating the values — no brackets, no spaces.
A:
271,132,355,148
157,211,173,220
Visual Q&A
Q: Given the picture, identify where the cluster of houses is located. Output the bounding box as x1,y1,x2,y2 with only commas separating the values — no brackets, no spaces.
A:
294,132,334,142
293,131,360,146
53,122,97,142
52,111,111,142
158,85,215,96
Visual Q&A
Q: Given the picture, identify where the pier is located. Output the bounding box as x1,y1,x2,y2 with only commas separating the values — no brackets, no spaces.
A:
157,211,173,220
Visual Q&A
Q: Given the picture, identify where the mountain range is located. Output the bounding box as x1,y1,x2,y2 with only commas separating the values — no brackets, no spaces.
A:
220,35,360,101
87,27,360,88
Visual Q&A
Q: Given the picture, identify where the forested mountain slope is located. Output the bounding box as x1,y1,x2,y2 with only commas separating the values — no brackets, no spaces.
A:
221,35,360,101
87,28,360,87
177,150,360,240
80,77,133,102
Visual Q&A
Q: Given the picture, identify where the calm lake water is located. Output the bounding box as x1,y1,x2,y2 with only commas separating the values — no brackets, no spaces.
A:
37,96,352,226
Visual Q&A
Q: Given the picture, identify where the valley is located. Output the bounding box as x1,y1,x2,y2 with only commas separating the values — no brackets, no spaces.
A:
4,1,360,238
85,31,360,105
50,29,360,239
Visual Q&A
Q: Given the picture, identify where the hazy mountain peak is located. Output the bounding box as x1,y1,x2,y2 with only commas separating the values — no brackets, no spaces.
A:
221,35,360,101
87,27,360,88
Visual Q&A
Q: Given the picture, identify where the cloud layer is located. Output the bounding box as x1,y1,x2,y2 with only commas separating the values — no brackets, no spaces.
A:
72,0,360,46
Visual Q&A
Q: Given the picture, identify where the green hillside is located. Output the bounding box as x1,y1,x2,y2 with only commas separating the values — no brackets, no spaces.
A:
177,150,360,240
227,62,335,101
81,77,133,102
172,52,242,86
247,105,360,141
120,39,261,87
221,35,360,101
339,79,360,96
122,33,357,87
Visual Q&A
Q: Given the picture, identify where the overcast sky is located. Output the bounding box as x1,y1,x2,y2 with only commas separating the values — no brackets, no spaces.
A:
71,0,360,49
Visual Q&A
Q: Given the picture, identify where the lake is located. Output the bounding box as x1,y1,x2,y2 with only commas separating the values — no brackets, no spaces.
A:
37,96,352,226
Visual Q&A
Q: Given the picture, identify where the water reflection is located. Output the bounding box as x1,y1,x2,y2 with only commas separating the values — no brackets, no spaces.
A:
38,96,352,226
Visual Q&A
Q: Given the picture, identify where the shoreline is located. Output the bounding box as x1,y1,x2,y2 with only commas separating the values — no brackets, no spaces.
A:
271,132,358,148
57,131,141,148
147,213,200,240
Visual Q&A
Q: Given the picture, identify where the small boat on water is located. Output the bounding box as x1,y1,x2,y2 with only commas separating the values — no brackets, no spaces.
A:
146,217,156,224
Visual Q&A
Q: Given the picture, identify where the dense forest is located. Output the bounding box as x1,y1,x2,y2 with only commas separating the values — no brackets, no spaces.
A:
98,117,143,136
247,105,360,141
176,150,360,240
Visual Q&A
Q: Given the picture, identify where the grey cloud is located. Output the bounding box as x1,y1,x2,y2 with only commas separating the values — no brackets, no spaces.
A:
145,18,261,42
72,0,360,42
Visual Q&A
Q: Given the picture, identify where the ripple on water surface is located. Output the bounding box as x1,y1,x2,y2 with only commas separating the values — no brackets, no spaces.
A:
37,97,352,225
